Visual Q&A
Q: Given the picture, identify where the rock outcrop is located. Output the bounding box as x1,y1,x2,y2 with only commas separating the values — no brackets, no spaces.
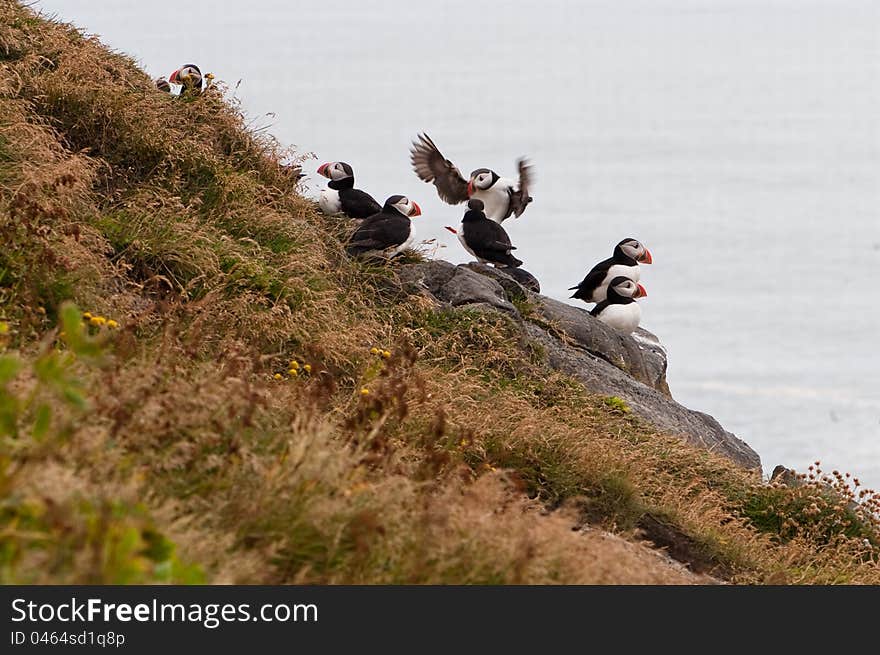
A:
399,260,761,471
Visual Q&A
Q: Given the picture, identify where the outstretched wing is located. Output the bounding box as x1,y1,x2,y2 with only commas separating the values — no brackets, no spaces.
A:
509,158,533,218
410,133,469,205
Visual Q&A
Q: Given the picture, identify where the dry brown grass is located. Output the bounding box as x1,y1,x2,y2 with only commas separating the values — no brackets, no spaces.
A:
1,0,878,585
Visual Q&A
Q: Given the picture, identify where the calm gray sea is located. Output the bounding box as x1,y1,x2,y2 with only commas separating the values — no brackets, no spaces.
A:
36,0,880,488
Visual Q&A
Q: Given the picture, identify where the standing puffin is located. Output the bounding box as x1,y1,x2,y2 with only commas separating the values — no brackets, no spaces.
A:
569,238,653,304
317,162,382,219
410,133,533,223
169,64,212,96
346,195,421,258
591,276,647,334
444,199,522,268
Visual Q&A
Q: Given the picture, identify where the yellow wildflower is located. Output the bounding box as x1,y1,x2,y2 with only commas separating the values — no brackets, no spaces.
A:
107,319,119,329
273,373,282,380
370,347,379,355
360,387,370,396
82,312,92,320
89,316,107,326
303,364,312,373
382,350,391,359
0,322,8,335
289,360,300,370
288,368,299,376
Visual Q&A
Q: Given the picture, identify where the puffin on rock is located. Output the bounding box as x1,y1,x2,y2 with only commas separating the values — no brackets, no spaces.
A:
346,195,421,258
445,199,522,268
591,276,647,335
569,238,652,304
317,162,382,219
410,133,532,223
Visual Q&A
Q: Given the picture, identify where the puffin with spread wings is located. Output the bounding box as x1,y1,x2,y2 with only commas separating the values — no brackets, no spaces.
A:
410,133,533,223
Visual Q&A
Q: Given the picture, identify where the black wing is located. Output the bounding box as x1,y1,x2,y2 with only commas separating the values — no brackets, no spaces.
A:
569,256,613,301
508,158,534,218
346,215,410,256
410,133,469,205
339,188,382,219
464,221,522,267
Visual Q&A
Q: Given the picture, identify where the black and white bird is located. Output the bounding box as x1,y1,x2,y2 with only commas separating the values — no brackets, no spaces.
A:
168,64,212,96
590,276,647,334
346,195,421,258
410,133,533,223
444,199,522,268
317,162,382,219
569,238,653,304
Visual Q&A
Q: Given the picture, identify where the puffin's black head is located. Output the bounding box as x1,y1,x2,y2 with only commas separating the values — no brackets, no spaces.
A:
613,238,653,264
462,198,486,223
467,168,500,196
316,161,354,182
607,276,647,301
384,195,422,218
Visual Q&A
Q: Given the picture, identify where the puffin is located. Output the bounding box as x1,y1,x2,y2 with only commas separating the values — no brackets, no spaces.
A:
590,276,647,335
169,64,212,96
569,238,653,304
444,199,522,268
317,162,382,219
410,133,533,223
346,195,421,258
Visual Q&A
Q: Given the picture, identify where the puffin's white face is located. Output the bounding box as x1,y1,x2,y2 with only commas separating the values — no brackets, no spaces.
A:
317,162,352,182
610,277,646,299
470,170,496,192
391,196,422,218
620,239,653,264
179,65,202,84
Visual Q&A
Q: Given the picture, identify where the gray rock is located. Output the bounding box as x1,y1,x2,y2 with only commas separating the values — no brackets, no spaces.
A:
397,260,762,470
525,323,760,470
532,295,669,394
400,261,517,313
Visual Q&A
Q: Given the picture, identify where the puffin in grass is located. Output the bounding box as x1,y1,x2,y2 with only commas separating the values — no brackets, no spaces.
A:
317,161,382,219
410,133,533,223
445,199,522,268
346,195,421,258
591,276,647,335
569,238,653,304
168,63,213,96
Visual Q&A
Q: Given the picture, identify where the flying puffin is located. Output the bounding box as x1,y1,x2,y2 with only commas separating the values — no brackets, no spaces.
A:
317,162,382,219
444,199,522,268
590,276,647,334
410,133,533,223
569,238,653,304
346,195,421,258
169,64,212,96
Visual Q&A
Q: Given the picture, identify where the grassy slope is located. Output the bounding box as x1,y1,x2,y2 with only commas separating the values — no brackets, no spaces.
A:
1,1,878,584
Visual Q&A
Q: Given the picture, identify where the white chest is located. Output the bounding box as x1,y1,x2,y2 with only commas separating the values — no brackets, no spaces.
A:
597,302,641,335
473,180,514,223
318,188,342,215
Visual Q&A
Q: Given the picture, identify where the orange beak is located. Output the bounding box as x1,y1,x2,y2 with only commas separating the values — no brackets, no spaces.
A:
466,180,474,197
444,226,458,234
169,69,180,83
636,284,647,298
640,249,653,264
317,163,330,177
409,202,422,217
